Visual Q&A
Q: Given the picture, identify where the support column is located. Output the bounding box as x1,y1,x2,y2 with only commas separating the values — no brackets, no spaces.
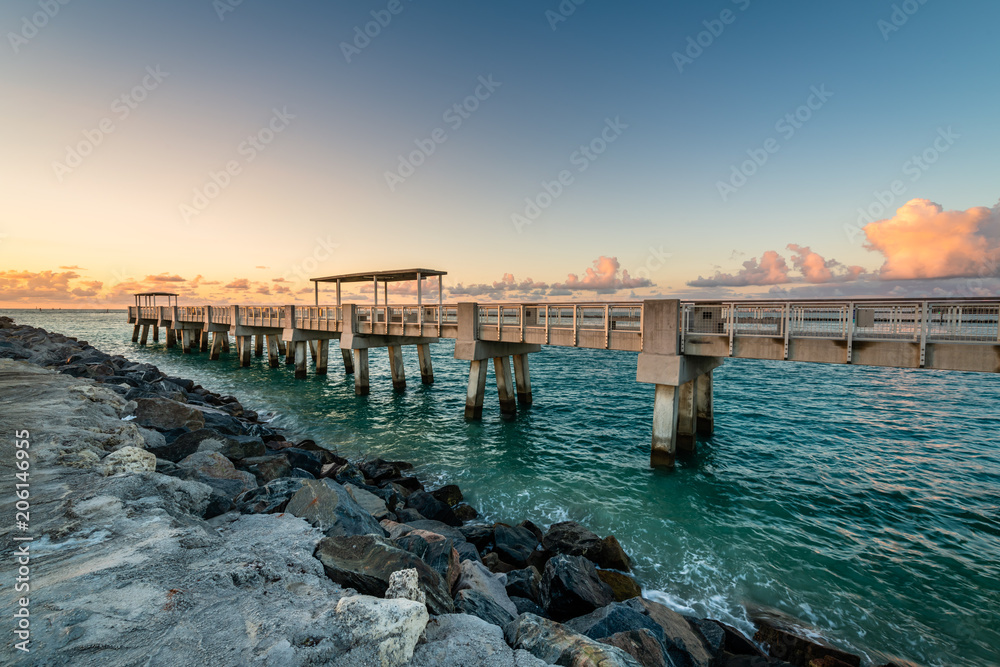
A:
221,333,230,353
276,338,287,356
464,359,488,420
696,370,714,436
152,326,159,343
285,340,295,365
651,384,680,468
417,343,434,385
132,325,140,343
676,378,698,453
266,335,280,368
494,356,516,418
388,345,406,391
354,349,370,396
255,335,264,357
181,330,192,354
342,348,355,374
139,325,149,346
294,341,308,379
309,339,318,363
165,328,176,349
315,339,329,375
238,336,252,368
199,329,209,352
210,331,223,360
512,353,532,406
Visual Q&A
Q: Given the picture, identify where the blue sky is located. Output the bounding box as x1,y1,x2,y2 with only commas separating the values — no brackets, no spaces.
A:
1,0,998,304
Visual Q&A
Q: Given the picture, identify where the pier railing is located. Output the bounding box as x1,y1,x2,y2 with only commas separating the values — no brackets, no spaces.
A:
476,303,643,351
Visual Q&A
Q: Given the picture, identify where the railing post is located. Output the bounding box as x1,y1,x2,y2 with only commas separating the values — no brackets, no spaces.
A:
846,302,854,364
783,303,790,360
919,301,928,367
727,303,735,356
520,304,525,343
572,304,578,347
604,304,610,349
545,305,550,345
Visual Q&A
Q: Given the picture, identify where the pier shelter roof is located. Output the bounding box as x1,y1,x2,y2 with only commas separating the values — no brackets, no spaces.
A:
133,292,178,307
309,268,447,306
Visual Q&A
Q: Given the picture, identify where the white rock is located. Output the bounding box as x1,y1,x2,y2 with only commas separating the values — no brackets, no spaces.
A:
334,595,429,667
386,568,425,605
100,446,156,476
455,559,518,617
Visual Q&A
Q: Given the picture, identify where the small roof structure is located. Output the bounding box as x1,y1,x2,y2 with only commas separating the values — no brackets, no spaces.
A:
133,292,179,307
310,268,447,306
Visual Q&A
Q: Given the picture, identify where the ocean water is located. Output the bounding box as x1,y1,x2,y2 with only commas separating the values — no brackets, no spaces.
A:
5,309,999,667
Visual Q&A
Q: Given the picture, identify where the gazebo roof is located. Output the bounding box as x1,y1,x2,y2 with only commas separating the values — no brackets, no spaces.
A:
310,269,446,283
133,292,179,297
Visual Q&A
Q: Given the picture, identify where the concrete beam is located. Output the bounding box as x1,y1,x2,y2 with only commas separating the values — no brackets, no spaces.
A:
354,349,370,396
636,353,723,387
454,340,542,361
340,331,438,349
651,384,680,468
417,343,434,384
513,353,532,406
464,359,488,420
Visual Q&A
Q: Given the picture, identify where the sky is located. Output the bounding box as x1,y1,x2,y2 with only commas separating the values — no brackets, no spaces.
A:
1,0,998,307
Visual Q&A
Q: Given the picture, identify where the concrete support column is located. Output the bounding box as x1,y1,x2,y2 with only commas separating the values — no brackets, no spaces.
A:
152,326,159,343
315,339,329,375
512,353,532,406
209,332,223,360
132,325,140,343
494,356,516,418
238,336,252,368
696,370,714,435
294,341,308,379
165,328,176,349
139,325,149,346
276,339,287,355
417,343,434,385
342,348,355,374
388,345,406,391
651,384,680,468
255,335,264,357
285,340,295,365
221,333,230,353
181,330,193,354
266,335,280,368
199,329,209,352
464,359,488,420
676,379,698,453
354,349,370,396
309,339,318,363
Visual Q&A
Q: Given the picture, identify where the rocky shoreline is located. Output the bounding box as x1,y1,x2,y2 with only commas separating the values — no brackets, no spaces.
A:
0,316,917,667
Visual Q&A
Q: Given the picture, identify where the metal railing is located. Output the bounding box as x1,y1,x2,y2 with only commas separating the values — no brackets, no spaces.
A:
241,305,285,327
476,303,643,351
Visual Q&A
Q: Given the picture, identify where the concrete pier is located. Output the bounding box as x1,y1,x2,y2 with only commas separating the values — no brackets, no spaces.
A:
139,325,149,346
315,339,329,375
199,330,209,352
417,343,434,384
650,384,680,468
131,325,140,343
255,335,264,357
676,378,698,453
221,334,230,353
342,349,354,374
513,353,532,406
294,341,308,379
266,335,280,368
210,332,223,361
152,326,159,343
696,371,714,435
388,345,406,391
238,336,252,367
494,355,517,418
165,327,176,349
354,349,370,396
181,330,193,354
464,359,488,420
285,343,295,366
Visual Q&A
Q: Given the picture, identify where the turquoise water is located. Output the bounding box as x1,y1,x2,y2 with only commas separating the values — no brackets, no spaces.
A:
6,310,999,667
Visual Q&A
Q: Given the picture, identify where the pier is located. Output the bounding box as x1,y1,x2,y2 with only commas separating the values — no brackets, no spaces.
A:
129,277,1000,467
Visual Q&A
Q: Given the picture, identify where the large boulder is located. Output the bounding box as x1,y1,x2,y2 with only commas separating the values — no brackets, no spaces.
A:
506,566,542,604
333,594,428,667
410,613,548,667
540,554,615,622
753,618,861,667
285,479,386,538
565,602,667,646
542,521,601,557
197,434,265,461
239,455,293,484
430,484,463,507
314,535,454,615
600,629,673,667
454,589,516,629
598,570,643,602
283,447,324,477
590,535,632,571
624,597,713,667
394,529,460,591
234,478,304,514
175,451,257,502
455,559,517,617
406,519,467,544
405,490,461,526
344,483,392,520
99,446,156,476
133,397,205,431
459,523,494,550
149,428,225,462
494,524,539,568
504,613,643,667
455,542,482,563
688,618,764,659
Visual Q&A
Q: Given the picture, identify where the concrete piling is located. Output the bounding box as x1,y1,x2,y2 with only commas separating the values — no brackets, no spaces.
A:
494,356,516,418
388,345,406,391
696,370,714,435
139,325,149,346
152,326,159,343
285,340,295,365
464,359,488,420
650,384,680,468
255,335,264,357
294,341,308,379
221,333,230,353
354,349,370,396
199,329,209,352
342,348,354,374
210,332,223,360
417,343,434,385
165,328,176,349
512,353,532,406
131,325,140,343
266,335,280,368
315,339,329,375
309,340,318,363
238,336,252,368
181,330,192,354
676,379,698,453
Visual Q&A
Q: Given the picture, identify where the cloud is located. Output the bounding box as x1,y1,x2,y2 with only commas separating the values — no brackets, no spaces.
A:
225,278,251,289
274,285,291,294
190,274,220,287
144,273,186,283
0,270,100,304
59,265,85,270
787,244,866,283
863,199,1000,280
450,256,653,299
255,265,269,269
256,285,271,295
688,250,791,287
272,277,289,283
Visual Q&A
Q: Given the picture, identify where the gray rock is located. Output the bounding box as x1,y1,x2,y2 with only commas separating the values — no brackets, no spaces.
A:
455,588,516,629
456,541,483,563
285,479,387,538
410,614,549,667
600,629,674,667
345,482,391,520
234,478,305,514
176,451,257,503
506,566,542,604
540,554,615,622
624,597,713,667
406,519,467,544
565,602,667,645
455,559,517,617
494,524,539,567
505,613,643,667
511,596,549,619
541,520,601,557
240,455,293,484
134,397,205,431
99,446,156,476
394,528,461,592
405,490,461,526
332,594,429,667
